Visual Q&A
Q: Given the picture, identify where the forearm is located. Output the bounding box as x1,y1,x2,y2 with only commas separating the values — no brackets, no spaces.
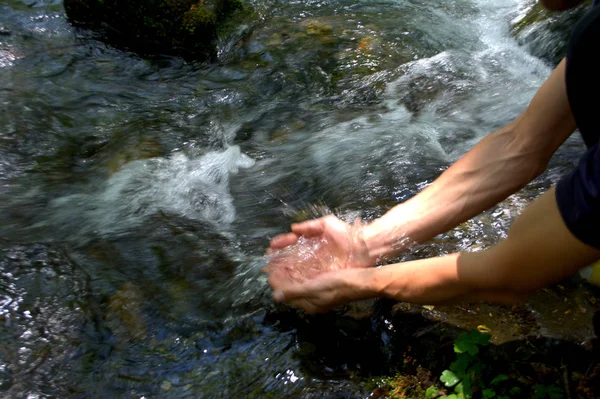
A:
365,253,470,304
362,59,575,262
362,122,542,261
359,187,600,306
362,251,527,305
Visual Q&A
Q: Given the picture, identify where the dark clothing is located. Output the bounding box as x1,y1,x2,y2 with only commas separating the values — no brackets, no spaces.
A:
556,2,600,249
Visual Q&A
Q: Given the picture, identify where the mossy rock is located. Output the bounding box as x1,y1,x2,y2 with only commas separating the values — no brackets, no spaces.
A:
107,137,163,175
63,0,245,58
106,282,147,340
510,0,592,66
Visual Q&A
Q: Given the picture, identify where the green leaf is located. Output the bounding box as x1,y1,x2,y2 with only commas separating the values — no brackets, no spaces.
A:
454,330,491,355
533,385,547,399
441,395,459,399
440,370,460,387
509,387,521,395
461,374,472,398
546,385,564,399
455,382,464,394
449,354,473,377
454,341,478,356
426,386,441,399
490,374,510,385
451,382,467,399
482,389,496,399
466,362,483,380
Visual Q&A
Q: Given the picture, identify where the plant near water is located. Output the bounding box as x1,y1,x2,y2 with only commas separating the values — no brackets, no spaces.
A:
436,330,510,399
380,329,566,399
431,330,565,399
533,384,564,399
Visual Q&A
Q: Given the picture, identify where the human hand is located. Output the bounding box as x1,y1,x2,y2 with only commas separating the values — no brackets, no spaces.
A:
269,268,374,314
264,215,374,287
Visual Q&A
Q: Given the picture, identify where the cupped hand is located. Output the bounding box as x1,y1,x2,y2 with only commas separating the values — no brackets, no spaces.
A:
264,215,374,288
270,268,374,314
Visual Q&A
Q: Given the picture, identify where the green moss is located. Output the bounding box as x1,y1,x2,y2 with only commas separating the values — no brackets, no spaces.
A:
379,374,429,399
511,3,555,35
64,0,250,57
183,4,217,33
512,0,592,35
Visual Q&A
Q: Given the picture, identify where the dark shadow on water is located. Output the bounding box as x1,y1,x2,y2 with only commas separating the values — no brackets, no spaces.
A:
265,297,600,398
1,237,599,398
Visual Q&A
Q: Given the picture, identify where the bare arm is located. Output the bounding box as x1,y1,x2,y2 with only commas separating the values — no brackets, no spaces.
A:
365,186,600,305
273,187,600,312
363,58,577,262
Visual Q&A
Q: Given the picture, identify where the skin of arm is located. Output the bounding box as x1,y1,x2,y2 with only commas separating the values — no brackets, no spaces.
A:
367,186,600,304
273,187,600,312
361,58,577,263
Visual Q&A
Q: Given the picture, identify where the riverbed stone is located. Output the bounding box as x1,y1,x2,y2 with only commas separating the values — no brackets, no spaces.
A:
107,137,163,175
0,243,88,397
106,282,148,340
63,0,245,58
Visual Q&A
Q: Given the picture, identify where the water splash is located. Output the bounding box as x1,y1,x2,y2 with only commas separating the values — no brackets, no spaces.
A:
265,214,377,285
46,145,255,240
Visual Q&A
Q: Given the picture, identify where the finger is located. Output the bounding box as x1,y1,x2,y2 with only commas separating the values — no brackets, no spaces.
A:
273,281,315,302
288,298,329,314
268,233,299,251
290,219,325,237
273,289,286,303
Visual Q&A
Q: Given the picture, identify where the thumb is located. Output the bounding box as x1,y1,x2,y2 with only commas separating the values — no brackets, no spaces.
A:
291,219,325,237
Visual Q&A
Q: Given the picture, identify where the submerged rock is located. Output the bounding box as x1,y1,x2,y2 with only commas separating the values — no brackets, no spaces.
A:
0,243,89,397
107,138,163,175
106,282,147,340
63,0,245,58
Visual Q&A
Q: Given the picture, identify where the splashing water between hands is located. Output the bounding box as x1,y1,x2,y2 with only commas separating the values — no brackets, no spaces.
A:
264,217,373,290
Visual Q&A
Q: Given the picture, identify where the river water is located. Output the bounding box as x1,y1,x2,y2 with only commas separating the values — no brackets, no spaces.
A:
0,0,594,398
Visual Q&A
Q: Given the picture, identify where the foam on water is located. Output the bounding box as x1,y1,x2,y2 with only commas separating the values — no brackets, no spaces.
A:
328,0,547,177
47,145,255,239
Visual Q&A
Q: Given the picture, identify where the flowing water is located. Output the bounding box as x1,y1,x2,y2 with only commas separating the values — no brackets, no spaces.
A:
0,0,596,398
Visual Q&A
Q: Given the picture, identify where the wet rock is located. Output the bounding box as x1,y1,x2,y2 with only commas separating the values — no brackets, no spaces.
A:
63,0,246,58
0,243,88,397
303,19,335,44
387,280,600,350
511,0,591,66
160,380,172,391
105,282,147,340
233,122,254,143
0,364,12,391
0,26,10,36
107,137,163,175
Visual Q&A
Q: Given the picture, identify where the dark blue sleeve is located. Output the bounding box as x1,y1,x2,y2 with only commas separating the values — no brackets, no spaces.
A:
556,142,600,249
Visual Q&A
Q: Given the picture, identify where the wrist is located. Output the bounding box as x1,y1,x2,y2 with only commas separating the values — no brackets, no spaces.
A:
362,206,413,263
345,268,382,299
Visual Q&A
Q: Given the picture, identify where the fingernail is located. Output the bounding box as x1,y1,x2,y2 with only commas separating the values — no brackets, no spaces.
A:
273,291,285,302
